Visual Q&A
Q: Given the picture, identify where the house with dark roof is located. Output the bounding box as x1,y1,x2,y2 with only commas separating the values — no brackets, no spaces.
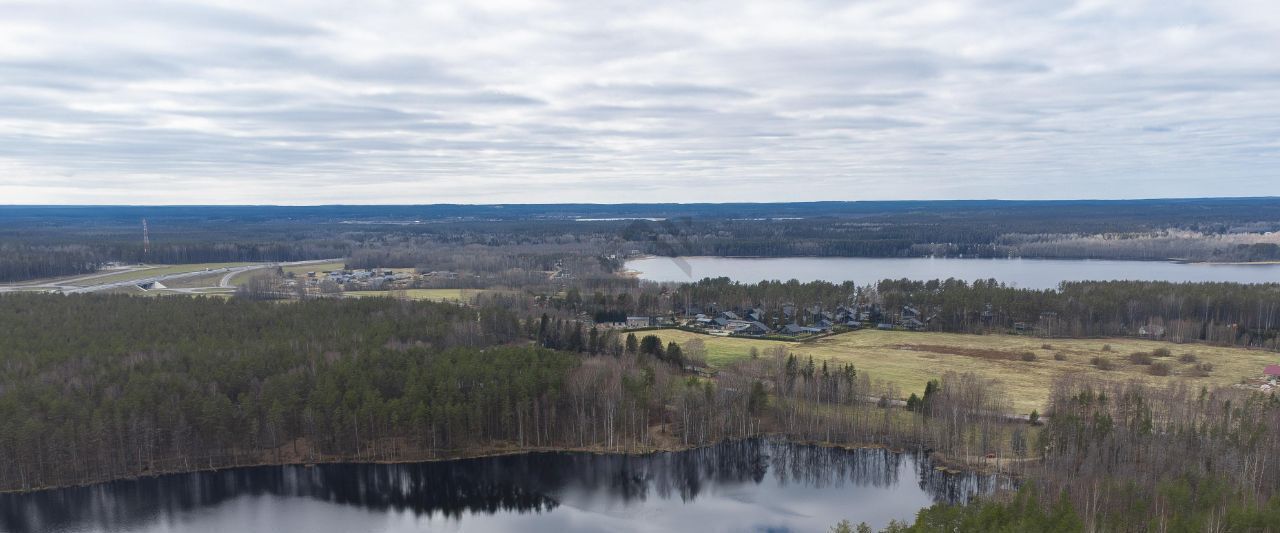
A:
740,321,771,335
783,323,824,335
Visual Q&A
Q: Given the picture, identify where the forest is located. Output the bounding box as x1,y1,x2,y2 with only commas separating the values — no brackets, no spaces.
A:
2,293,1280,532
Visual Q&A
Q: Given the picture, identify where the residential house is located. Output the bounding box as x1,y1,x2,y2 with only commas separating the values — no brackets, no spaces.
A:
734,321,771,336
626,316,653,328
783,323,823,335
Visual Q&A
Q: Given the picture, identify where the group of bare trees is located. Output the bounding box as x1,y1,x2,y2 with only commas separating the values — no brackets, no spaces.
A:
1030,377,1280,530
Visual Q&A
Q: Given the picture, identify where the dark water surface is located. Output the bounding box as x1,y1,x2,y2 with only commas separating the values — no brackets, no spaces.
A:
0,440,1001,533
626,256,1280,290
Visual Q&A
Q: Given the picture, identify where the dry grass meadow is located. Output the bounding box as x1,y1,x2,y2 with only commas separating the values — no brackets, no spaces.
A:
648,329,1280,414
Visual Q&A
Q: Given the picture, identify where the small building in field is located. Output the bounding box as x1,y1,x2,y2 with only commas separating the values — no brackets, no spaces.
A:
626,316,652,328
1139,324,1167,339
1265,364,1280,383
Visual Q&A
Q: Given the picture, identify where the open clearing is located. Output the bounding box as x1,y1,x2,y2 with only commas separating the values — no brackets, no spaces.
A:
226,261,351,286
67,262,261,287
648,329,1280,414
161,272,231,288
343,289,499,302
281,261,347,277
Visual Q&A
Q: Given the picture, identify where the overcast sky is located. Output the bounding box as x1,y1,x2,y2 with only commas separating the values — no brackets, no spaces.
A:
1,0,1277,204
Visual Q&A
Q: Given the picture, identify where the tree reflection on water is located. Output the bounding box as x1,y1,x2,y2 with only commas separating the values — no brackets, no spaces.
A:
0,438,1005,533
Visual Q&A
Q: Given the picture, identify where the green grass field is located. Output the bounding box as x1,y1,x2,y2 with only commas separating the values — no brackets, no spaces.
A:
646,329,1279,414
67,263,261,287
160,272,230,288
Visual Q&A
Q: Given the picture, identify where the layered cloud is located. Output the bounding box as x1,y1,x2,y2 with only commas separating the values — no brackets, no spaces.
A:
0,0,1276,204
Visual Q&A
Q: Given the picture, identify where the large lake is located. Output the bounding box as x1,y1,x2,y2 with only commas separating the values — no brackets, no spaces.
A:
626,256,1280,290
0,439,1000,533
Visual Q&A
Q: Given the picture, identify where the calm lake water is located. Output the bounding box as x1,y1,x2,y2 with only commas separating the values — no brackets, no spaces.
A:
626,256,1280,290
0,440,1000,533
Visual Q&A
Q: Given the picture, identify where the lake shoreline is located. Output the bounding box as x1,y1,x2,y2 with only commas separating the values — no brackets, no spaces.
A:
0,435,1009,496
625,255,1280,289
630,254,1280,265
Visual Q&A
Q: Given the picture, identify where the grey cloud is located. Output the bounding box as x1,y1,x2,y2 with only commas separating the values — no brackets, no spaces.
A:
0,0,1276,203
811,116,924,130
581,83,755,100
0,56,186,89
6,2,325,37
368,91,546,108
787,92,928,109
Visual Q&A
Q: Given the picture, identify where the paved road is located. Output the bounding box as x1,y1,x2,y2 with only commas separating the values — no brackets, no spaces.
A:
0,259,342,295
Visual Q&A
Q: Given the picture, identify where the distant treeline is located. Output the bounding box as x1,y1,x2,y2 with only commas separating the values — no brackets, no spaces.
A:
877,278,1280,348
636,220,1280,262
0,242,348,282
5,198,1280,282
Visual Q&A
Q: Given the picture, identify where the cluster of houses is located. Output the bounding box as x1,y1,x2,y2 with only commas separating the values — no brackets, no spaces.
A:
622,302,934,338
